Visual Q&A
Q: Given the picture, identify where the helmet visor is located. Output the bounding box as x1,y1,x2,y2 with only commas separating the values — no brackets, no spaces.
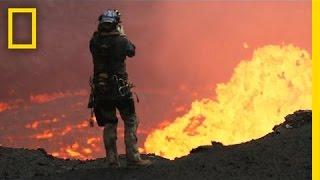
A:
100,16,116,23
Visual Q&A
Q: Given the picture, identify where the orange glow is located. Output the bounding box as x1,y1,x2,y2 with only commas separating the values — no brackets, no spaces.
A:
138,147,144,153
48,139,102,160
158,119,172,129
60,126,72,136
0,102,9,112
25,118,59,129
183,115,205,136
49,118,58,123
175,105,186,113
243,42,249,49
87,137,100,145
63,142,86,159
76,120,89,129
66,148,83,157
29,90,88,104
34,130,54,139
71,142,80,149
73,90,88,96
25,121,40,129
144,45,312,160
51,152,59,157
24,118,103,160
0,100,21,112
82,148,93,154
30,92,67,103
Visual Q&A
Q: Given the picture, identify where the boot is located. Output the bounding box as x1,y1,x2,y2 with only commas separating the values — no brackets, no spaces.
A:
127,158,152,167
103,123,120,168
124,116,153,167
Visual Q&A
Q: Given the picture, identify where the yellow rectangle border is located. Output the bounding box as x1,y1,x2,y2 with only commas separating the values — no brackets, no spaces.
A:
8,8,37,49
313,0,319,179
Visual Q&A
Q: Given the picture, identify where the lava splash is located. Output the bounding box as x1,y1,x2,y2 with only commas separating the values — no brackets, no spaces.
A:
144,45,312,160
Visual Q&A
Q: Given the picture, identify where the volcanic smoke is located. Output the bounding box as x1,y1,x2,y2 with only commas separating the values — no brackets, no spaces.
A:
144,44,312,160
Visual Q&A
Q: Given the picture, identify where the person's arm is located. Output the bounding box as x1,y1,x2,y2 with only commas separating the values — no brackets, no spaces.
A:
89,39,94,54
125,39,135,57
89,31,98,55
118,25,135,57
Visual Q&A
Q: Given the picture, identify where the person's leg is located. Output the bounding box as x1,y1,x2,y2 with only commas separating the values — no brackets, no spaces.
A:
94,100,120,167
117,98,140,161
117,97,152,166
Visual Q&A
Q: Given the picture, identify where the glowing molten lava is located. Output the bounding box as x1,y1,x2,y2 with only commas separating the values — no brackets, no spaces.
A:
29,90,87,104
0,103,9,113
144,45,311,160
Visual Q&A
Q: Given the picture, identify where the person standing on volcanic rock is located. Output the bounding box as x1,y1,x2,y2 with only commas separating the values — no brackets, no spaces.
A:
88,9,152,167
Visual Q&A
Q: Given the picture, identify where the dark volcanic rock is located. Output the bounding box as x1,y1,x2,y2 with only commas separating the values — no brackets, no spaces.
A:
284,110,311,127
0,110,312,180
190,141,224,154
273,110,311,133
190,145,212,154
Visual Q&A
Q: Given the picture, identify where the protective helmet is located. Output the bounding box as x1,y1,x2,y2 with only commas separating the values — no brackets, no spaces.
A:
98,9,121,24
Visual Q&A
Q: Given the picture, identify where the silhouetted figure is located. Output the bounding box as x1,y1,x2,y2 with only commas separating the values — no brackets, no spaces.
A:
89,9,151,167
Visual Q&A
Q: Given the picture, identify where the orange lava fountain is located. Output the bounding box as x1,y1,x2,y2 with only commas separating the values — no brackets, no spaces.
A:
144,45,312,160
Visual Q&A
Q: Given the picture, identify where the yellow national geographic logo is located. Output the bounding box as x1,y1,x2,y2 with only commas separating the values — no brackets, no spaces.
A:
8,8,37,49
